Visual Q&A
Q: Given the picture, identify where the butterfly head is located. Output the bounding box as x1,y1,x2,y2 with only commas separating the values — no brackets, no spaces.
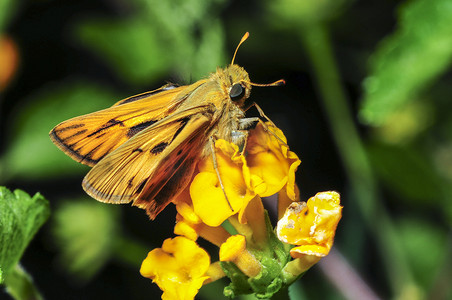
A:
221,64,252,109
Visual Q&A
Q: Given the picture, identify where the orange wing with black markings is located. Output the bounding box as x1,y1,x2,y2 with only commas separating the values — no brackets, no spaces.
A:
82,106,214,218
49,83,204,166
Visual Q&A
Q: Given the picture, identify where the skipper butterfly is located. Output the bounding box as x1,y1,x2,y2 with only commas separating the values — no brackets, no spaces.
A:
50,32,284,218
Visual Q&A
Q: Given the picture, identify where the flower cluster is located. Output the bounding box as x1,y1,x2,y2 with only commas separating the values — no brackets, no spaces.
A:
140,122,342,299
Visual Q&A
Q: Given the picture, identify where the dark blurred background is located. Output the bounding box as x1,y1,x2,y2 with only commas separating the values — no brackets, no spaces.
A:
1,0,451,299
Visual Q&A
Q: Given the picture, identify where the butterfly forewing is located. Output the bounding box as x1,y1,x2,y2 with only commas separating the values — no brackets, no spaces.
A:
82,105,215,218
50,85,189,166
112,84,180,106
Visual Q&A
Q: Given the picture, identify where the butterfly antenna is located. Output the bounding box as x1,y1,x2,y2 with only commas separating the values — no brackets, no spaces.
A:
231,32,250,65
242,79,286,87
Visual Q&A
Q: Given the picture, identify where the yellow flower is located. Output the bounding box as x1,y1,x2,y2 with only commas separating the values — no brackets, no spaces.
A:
140,236,210,300
246,123,301,200
276,191,342,259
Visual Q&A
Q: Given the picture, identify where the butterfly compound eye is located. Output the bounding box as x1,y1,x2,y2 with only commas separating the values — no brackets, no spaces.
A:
229,83,245,101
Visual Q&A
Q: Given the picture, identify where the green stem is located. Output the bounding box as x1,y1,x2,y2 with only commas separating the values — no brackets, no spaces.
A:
4,264,44,300
298,23,416,297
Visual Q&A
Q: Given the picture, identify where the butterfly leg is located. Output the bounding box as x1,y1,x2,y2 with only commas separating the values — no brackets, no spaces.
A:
252,103,277,127
236,116,268,154
232,130,249,156
233,117,258,152
209,136,234,212
238,117,260,130
251,103,289,148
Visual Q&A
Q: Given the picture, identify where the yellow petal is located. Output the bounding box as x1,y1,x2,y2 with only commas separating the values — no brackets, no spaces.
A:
285,151,301,200
176,200,202,225
290,245,330,258
246,123,301,198
248,150,288,196
190,140,255,227
191,172,249,227
174,218,199,241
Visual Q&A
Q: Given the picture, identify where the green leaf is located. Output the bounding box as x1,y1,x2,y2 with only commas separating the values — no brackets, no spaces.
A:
52,199,120,280
0,187,50,282
360,0,452,125
1,81,119,181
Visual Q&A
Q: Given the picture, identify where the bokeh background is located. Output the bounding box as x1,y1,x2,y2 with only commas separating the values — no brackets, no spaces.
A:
1,0,452,299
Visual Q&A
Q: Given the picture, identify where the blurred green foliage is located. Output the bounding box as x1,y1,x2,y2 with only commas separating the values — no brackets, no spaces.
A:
52,199,119,280
367,142,444,204
76,0,227,85
398,217,448,289
361,0,452,125
267,0,350,27
77,18,173,85
0,0,16,32
1,0,452,299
